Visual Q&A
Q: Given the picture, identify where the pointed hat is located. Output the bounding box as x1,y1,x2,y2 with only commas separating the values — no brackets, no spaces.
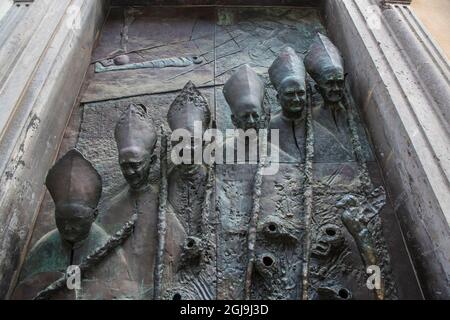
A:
115,103,158,153
223,64,264,114
167,81,211,133
269,47,306,91
304,33,344,83
45,149,102,210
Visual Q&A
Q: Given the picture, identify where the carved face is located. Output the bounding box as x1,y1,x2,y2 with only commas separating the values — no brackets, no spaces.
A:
118,146,154,190
316,70,345,103
55,203,97,244
231,103,262,131
312,223,344,257
278,77,306,116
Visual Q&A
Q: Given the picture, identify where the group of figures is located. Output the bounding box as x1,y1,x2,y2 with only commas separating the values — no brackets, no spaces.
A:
12,33,397,300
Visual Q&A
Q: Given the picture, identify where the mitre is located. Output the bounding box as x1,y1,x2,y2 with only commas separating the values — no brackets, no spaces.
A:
167,81,211,134
45,149,102,209
269,46,306,91
304,33,344,83
222,64,264,115
115,103,157,153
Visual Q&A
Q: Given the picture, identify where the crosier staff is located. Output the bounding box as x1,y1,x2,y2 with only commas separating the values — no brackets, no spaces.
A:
339,88,385,300
153,126,168,300
244,120,268,300
33,211,138,300
301,84,314,300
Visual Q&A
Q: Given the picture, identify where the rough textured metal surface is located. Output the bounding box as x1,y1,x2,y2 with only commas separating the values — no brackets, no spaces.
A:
325,0,446,299
82,7,215,102
32,212,138,300
95,56,202,73
16,5,422,300
77,89,214,201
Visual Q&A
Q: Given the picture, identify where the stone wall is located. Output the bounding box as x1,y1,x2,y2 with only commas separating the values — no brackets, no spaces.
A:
0,0,109,299
325,0,449,299
0,0,12,20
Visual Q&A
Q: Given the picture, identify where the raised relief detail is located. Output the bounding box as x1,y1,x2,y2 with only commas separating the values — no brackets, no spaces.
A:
268,46,307,161
98,103,186,299
162,81,216,300
337,187,389,300
14,150,135,300
95,55,203,73
223,64,265,132
15,7,410,301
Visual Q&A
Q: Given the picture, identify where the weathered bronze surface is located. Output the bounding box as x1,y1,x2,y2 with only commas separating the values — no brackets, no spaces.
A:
223,64,265,131
14,5,422,300
162,82,216,300
99,103,166,299
114,103,157,190
95,55,202,73
268,47,307,160
305,33,345,104
13,150,136,299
